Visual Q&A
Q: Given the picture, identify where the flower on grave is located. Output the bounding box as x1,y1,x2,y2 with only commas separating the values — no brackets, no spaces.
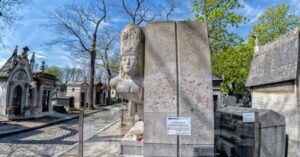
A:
136,133,143,142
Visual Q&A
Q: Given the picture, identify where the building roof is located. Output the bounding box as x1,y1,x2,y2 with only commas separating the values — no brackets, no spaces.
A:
246,28,299,87
34,72,58,81
67,81,89,87
212,75,223,81
0,48,18,78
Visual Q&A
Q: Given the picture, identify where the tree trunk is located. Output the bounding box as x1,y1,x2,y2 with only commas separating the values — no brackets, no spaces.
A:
88,52,96,109
106,59,112,105
107,75,112,105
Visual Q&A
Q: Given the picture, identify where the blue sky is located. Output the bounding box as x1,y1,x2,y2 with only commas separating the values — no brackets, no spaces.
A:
0,0,299,68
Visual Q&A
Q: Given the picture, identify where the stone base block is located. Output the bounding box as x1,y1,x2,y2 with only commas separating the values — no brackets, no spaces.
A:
144,143,214,157
120,121,144,156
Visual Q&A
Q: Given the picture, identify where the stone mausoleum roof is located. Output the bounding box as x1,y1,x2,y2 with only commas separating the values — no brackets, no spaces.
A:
246,28,299,87
0,46,57,82
0,47,19,78
67,81,89,87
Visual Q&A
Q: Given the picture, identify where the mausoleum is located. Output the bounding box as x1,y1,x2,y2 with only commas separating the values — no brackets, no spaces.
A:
246,28,299,156
0,46,57,120
65,81,88,108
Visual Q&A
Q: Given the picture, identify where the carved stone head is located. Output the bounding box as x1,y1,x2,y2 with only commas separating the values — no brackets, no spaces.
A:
120,24,144,77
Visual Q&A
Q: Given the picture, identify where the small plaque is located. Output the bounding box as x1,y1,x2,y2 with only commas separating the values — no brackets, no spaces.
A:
167,117,191,135
243,112,255,123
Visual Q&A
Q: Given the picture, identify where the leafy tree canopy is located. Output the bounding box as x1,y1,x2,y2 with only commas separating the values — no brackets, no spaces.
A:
45,66,62,80
211,44,253,96
211,3,300,96
192,0,248,54
250,3,300,45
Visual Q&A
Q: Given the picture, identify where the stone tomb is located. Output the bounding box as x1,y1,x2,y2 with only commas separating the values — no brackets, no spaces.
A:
216,107,285,157
143,21,214,156
0,47,57,120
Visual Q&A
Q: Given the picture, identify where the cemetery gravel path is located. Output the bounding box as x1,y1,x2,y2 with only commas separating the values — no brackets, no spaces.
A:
0,107,121,157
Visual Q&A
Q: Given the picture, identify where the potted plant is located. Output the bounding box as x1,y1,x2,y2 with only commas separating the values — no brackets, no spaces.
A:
136,133,143,142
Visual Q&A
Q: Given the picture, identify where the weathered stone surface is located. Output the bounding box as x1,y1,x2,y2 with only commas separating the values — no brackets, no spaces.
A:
260,127,285,157
178,22,214,147
246,28,299,87
217,107,286,157
143,112,177,144
144,21,214,156
180,78,213,114
144,143,177,156
110,24,145,120
143,22,178,156
120,121,143,156
177,22,211,78
144,21,177,113
180,113,214,144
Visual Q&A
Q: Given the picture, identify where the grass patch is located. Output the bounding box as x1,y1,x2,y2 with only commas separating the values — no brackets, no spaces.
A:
66,108,96,115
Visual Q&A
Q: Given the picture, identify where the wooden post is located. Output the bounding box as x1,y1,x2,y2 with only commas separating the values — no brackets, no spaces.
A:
121,107,124,126
79,109,84,157
254,111,259,157
132,114,135,125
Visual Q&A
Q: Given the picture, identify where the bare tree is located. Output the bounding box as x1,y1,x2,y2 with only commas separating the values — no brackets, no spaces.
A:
97,29,116,83
0,0,31,45
0,0,30,23
60,66,73,84
165,0,176,21
96,29,118,104
45,0,107,109
121,0,158,25
121,0,177,25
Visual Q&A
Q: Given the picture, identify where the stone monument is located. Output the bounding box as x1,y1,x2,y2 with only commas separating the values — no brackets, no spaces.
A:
143,21,214,156
110,24,145,120
112,21,214,156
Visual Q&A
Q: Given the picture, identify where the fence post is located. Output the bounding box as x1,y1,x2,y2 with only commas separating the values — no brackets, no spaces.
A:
79,109,84,157
121,107,124,126
254,111,259,157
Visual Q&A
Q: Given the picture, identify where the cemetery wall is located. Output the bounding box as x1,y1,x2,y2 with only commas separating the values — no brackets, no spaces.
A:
252,81,298,156
0,82,7,116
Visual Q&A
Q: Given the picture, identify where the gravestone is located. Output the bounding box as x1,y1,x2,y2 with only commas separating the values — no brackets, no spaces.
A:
216,107,285,157
143,21,214,156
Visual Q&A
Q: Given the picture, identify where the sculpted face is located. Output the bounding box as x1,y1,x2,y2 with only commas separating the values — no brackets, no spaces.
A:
122,55,137,74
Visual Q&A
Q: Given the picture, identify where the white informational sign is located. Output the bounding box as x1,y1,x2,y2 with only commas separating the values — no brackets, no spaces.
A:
167,117,191,135
243,112,255,123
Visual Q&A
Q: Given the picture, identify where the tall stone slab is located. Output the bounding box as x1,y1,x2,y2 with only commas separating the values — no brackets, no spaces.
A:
144,21,214,157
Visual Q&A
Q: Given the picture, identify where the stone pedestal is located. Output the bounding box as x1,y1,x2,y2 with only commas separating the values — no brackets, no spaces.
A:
143,21,214,157
120,121,144,156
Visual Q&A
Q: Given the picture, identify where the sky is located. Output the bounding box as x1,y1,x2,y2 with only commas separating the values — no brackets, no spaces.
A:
0,0,300,68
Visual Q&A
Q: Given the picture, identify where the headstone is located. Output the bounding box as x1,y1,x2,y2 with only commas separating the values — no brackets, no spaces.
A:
216,107,286,157
224,95,237,107
144,21,214,157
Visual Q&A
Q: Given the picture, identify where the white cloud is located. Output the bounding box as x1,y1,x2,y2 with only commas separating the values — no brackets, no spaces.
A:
0,58,6,67
238,0,264,23
291,0,300,15
34,50,46,59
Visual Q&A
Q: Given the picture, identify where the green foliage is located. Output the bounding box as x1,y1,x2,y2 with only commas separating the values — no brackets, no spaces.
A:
192,0,248,53
211,44,253,96
210,3,300,96
45,66,62,80
251,3,300,45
